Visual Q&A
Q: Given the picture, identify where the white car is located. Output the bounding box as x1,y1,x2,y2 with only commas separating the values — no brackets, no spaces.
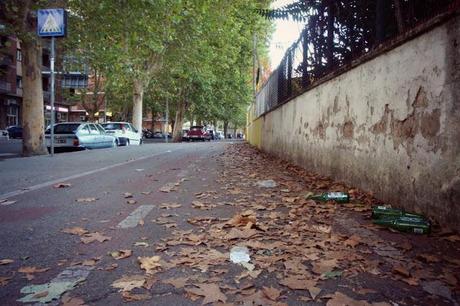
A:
101,122,142,146
45,122,117,151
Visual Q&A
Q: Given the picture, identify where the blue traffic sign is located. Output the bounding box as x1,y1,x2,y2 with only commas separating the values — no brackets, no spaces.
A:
37,9,67,37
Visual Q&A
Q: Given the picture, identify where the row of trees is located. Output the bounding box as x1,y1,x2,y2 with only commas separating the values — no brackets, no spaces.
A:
0,0,271,155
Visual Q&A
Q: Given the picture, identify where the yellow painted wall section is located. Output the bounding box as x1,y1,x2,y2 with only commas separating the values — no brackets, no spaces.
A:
246,104,263,149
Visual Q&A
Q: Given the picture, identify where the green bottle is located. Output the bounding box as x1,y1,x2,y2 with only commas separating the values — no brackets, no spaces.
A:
371,206,424,220
373,216,431,234
307,192,350,203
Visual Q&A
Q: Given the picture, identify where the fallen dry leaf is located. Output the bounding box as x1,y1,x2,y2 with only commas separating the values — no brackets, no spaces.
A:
326,292,370,306
61,293,87,306
159,183,176,193
417,253,441,263
312,259,338,275
127,200,137,205
159,203,182,209
81,259,99,266
0,276,13,286
18,266,50,274
0,259,14,265
392,265,411,278
123,192,133,198
163,277,188,288
309,287,322,300
344,234,361,248
262,286,281,301
185,283,227,304
110,250,132,260
0,199,16,206
138,256,161,274
62,227,88,236
80,232,111,244
279,276,315,290
104,264,118,271
112,275,145,292
121,291,152,302
53,183,71,188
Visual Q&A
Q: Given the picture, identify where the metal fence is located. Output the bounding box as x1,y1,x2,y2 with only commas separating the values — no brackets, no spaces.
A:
254,0,459,118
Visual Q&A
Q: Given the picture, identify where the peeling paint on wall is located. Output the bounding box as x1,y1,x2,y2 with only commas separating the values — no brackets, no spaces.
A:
249,15,460,231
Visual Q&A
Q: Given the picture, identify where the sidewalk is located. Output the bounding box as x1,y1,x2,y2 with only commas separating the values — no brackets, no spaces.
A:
1,142,459,305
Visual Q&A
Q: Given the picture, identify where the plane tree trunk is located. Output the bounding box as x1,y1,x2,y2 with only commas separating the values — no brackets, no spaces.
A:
132,78,144,132
21,38,48,156
172,97,188,142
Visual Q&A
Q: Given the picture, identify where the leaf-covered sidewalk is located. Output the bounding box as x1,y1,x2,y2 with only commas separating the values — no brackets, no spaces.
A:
131,143,459,305
171,143,458,305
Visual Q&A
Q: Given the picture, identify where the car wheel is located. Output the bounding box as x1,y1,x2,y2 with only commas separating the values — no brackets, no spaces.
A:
140,139,143,145
115,139,120,146
111,139,117,148
126,139,130,146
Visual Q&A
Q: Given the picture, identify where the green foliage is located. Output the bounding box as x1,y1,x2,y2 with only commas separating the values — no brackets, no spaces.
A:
64,0,271,128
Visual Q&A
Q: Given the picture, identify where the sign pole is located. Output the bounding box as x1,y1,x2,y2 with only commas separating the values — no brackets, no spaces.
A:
50,36,55,156
165,98,169,143
37,8,66,156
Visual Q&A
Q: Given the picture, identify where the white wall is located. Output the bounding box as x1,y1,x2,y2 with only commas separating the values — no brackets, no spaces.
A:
257,15,460,230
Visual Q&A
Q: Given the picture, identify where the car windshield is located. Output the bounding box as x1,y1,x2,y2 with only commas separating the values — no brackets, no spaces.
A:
46,124,81,134
101,123,123,130
190,126,203,131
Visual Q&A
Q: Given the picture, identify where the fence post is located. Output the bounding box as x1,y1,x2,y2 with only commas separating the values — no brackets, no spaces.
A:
287,50,292,98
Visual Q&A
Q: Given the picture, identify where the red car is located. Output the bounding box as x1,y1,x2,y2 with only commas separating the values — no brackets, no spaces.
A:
187,126,211,141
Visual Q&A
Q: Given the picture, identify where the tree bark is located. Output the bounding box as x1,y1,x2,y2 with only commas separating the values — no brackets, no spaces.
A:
223,120,228,139
172,98,186,142
132,79,144,132
21,38,48,156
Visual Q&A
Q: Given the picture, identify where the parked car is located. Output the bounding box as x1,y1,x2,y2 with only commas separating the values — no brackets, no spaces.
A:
101,122,142,146
215,131,224,140
6,125,22,139
45,122,116,151
207,129,216,140
182,129,190,142
187,126,211,141
142,128,154,139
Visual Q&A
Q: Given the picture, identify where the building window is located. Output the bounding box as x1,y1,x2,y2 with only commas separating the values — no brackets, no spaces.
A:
16,49,22,62
6,103,18,126
16,76,22,88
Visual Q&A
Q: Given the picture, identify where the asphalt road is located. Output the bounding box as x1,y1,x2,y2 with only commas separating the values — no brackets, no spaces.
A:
0,141,230,305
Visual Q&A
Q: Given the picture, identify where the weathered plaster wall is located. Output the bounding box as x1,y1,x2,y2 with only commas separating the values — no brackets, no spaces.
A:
257,15,460,230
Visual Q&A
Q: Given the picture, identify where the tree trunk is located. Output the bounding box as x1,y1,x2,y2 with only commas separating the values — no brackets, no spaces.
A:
21,38,48,156
132,79,144,132
223,120,228,139
172,99,186,142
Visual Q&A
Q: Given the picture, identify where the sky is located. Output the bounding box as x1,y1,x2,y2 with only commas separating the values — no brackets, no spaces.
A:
269,0,306,69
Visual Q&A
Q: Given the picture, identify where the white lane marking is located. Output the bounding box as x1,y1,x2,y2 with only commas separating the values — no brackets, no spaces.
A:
117,205,155,229
18,266,93,304
0,150,174,201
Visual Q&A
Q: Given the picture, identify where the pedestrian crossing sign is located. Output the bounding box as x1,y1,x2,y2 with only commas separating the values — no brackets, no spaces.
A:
37,9,67,37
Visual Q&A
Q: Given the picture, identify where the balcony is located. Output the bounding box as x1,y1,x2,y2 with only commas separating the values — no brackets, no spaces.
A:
0,80,11,93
